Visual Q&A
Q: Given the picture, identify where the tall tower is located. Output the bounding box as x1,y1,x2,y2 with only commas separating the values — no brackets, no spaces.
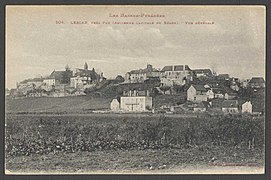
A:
84,62,88,70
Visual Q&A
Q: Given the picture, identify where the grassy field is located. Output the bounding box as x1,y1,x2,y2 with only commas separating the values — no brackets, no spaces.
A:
5,96,111,113
5,114,265,174
6,94,186,113
6,148,264,174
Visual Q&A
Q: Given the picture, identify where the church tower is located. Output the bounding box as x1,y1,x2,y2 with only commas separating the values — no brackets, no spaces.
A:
84,62,88,70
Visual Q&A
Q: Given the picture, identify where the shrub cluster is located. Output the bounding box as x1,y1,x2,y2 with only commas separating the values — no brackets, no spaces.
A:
5,114,264,157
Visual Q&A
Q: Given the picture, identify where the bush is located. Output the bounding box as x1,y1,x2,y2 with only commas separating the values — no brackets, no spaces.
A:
5,114,264,157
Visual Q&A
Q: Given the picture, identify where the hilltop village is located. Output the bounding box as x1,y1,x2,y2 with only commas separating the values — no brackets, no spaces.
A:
6,63,265,115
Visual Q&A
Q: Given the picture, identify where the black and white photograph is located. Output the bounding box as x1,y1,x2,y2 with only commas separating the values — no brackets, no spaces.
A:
5,5,266,174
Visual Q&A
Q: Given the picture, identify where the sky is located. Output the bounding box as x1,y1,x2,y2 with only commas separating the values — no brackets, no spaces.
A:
6,6,266,89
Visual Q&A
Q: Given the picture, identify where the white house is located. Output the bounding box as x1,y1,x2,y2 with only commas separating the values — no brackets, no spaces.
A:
187,85,208,102
110,99,120,112
206,89,215,99
70,76,91,89
120,90,152,112
242,101,252,114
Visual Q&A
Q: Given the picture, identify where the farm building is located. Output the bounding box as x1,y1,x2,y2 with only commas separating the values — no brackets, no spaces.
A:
110,99,120,112
210,98,224,111
120,90,152,112
242,101,252,114
187,85,208,102
222,100,239,113
193,102,209,112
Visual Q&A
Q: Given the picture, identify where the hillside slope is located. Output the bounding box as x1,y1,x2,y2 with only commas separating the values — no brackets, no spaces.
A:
6,96,112,113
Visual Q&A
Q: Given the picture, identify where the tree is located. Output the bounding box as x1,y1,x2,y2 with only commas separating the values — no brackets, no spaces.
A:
114,75,125,83
159,86,171,94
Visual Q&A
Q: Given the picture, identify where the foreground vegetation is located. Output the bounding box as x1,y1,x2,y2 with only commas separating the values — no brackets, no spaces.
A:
5,113,264,173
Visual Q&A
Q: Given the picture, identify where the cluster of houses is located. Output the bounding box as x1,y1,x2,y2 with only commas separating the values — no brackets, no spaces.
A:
186,84,260,115
7,62,265,115
9,63,104,98
125,64,194,86
109,64,265,115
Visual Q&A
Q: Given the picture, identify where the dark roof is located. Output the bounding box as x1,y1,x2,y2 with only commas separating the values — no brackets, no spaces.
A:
194,101,209,108
174,65,183,71
251,99,264,113
20,78,44,83
250,77,265,83
191,84,207,91
49,70,65,80
217,74,230,78
185,65,192,71
194,102,206,109
212,87,225,94
193,69,212,75
161,66,173,72
130,67,159,74
74,69,96,77
161,65,191,72
211,99,224,108
222,100,238,108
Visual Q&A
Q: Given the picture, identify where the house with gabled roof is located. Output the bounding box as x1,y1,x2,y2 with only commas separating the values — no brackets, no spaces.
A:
242,101,252,114
125,64,160,83
193,101,210,112
222,100,239,113
187,84,208,102
110,99,120,112
159,65,193,86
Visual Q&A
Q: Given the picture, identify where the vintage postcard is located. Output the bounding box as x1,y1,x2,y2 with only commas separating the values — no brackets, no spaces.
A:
5,5,266,174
